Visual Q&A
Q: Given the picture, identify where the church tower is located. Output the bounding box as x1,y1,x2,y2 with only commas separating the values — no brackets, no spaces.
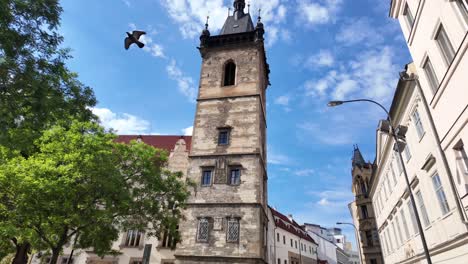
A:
175,0,270,263
349,146,384,264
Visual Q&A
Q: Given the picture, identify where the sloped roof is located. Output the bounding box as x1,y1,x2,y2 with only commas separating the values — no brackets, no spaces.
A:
116,135,192,152
269,207,317,244
220,13,254,35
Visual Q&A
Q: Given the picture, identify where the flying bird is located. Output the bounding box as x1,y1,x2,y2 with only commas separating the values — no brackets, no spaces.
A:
125,30,146,50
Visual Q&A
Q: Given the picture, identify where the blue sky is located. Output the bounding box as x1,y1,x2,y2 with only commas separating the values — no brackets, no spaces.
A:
60,0,411,248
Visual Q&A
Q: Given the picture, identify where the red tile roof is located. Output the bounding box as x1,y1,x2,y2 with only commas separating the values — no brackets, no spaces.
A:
269,207,317,244
116,135,192,152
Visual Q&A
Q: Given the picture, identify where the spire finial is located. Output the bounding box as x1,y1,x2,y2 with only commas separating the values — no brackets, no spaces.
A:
247,2,250,13
205,15,209,30
258,8,262,22
228,7,231,16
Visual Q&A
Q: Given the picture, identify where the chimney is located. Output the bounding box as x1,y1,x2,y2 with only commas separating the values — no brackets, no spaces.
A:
288,214,293,222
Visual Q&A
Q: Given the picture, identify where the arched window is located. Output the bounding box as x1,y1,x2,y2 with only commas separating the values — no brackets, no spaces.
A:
223,61,236,86
360,181,367,195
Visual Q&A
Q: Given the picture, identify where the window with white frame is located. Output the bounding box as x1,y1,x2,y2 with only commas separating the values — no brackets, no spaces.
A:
462,0,468,14
407,201,419,234
435,24,455,65
403,142,412,161
412,109,426,139
390,164,397,186
454,141,468,195
422,57,439,94
124,230,143,247
391,221,399,248
395,215,404,247
394,154,404,176
226,218,240,242
415,191,430,226
400,208,410,240
403,3,414,29
197,218,210,242
432,174,450,215
387,228,394,252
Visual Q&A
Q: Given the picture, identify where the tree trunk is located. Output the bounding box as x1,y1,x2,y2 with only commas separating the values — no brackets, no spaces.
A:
12,243,30,264
49,249,60,264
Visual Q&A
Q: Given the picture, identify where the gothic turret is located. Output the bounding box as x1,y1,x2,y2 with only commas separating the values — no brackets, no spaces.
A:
352,145,366,168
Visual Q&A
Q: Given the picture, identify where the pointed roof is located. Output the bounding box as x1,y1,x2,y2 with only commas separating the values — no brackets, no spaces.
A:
220,0,254,35
352,145,366,168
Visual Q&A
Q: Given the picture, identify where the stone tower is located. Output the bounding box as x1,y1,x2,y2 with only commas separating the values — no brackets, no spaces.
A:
349,146,384,264
174,0,270,263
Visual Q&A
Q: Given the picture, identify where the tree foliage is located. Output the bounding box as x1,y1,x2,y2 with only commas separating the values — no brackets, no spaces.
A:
0,122,191,263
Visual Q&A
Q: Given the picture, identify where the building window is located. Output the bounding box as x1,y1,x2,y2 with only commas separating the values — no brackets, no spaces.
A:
223,61,236,86
61,257,74,264
404,142,412,161
422,57,439,94
407,201,418,234
201,169,212,187
412,109,425,139
435,24,455,65
403,3,414,29
277,233,280,242
290,238,293,247
283,235,286,244
432,174,450,215
462,0,468,14
284,260,287,264
161,228,178,249
370,259,377,264
366,231,374,246
295,240,298,249
400,209,410,240
197,218,209,242
395,216,404,246
124,230,143,247
416,191,430,226
229,168,241,185
226,218,240,242
218,129,230,145
394,155,404,176
360,205,369,219
278,259,281,264
454,141,468,195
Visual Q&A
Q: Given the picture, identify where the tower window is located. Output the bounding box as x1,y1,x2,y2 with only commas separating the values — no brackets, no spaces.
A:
226,218,240,242
435,24,455,66
223,61,236,86
218,128,230,145
197,218,210,242
201,169,212,187
360,205,369,219
229,168,241,185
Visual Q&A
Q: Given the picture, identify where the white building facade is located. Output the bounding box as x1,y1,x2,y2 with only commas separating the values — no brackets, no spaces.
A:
375,0,468,263
268,208,319,264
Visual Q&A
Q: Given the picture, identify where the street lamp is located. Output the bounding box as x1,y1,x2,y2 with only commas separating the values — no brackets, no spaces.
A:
336,222,363,264
329,99,433,264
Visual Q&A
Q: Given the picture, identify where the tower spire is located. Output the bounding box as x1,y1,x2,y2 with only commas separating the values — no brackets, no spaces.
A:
233,0,246,19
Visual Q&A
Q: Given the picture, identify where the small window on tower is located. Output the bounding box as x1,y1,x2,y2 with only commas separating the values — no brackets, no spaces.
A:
223,61,236,86
218,128,231,145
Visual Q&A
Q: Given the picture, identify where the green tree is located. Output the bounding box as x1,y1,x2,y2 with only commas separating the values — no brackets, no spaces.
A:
0,1,96,262
0,121,191,264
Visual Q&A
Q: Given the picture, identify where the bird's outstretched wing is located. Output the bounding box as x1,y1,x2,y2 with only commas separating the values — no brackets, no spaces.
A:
132,30,146,40
124,37,133,50
136,41,145,49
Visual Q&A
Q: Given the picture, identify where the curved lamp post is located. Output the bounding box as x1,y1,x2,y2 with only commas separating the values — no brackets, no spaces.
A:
329,99,433,264
336,222,363,264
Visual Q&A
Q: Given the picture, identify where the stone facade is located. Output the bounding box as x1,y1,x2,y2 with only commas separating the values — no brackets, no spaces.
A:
349,148,383,264
174,3,269,263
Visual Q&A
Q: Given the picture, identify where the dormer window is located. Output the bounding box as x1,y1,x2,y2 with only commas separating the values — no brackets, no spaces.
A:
223,61,236,86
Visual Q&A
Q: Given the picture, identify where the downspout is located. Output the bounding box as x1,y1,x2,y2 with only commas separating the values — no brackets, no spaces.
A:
407,74,468,227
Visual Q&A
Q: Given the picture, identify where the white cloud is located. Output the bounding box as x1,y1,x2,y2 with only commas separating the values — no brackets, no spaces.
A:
336,18,384,46
297,0,343,26
305,50,335,69
268,147,293,165
166,60,197,102
309,188,353,207
182,126,193,136
159,0,289,46
304,46,399,103
294,169,315,177
92,107,151,134
140,35,165,58
274,95,291,106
